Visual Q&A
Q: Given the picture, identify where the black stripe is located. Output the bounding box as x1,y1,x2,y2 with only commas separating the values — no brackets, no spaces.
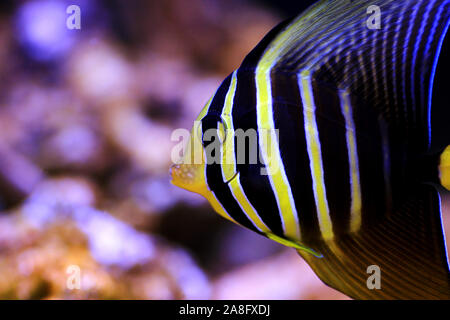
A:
430,3,450,150
206,74,232,117
231,68,284,237
240,15,296,70
366,20,383,108
405,2,429,130
381,13,397,128
415,1,445,147
411,2,431,120
202,75,259,232
278,1,371,72
270,71,321,243
391,3,414,133
350,93,387,228
312,80,352,236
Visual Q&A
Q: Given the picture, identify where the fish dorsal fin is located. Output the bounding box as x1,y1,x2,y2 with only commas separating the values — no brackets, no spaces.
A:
264,0,450,152
297,185,450,299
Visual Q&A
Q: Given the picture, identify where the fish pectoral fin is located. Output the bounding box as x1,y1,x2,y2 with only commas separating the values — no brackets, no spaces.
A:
440,146,450,191
265,233,322,258
297,185,450,300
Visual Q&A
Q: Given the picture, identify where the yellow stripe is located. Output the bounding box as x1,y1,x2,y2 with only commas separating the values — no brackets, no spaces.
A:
228,174,271,232
277,1,374,71
257,8,322,69
220,71,271,232
232,8,321,240
255,71,300,240
298,70,334,240
340,90,362,232
255,71,301,239
246,0,364,241
221,72,238,182
198,97,237,224
205,193,237,224
251,7,318,241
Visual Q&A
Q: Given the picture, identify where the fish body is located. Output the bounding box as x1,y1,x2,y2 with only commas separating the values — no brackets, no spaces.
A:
171,0,450,299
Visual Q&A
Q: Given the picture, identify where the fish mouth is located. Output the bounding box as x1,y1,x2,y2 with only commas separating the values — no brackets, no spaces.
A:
169,163,178,175
169,163,183,187
170,162,238,188
169,164,176,180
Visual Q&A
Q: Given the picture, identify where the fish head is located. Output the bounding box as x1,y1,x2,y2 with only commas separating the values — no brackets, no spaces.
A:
170,75,241,221
170,72,322,256
170,95,235,191
170,100,210,196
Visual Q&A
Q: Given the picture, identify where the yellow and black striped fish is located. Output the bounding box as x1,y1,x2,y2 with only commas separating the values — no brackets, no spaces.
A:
171,0,450,299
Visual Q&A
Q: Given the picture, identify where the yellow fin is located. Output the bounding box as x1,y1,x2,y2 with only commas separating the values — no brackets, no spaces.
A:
265,233,322,258
439,145,450,191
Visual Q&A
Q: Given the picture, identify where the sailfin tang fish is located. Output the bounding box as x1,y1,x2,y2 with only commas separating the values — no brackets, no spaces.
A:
171,0,450,299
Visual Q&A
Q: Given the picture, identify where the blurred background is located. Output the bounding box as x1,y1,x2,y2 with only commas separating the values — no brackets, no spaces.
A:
0,0,447,300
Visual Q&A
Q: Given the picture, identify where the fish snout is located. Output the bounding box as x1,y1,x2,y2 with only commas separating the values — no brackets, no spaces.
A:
169,162,205,193
169,163,182,186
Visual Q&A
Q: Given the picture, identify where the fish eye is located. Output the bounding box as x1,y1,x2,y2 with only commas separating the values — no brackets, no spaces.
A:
198,114,227,147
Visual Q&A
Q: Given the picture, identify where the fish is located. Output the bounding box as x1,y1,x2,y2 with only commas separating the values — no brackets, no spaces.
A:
170,0,450,299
